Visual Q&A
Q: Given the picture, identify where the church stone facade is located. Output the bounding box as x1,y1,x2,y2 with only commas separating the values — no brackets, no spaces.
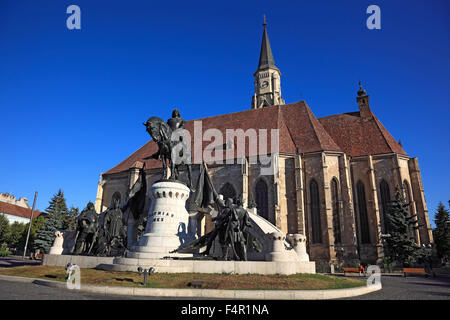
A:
95,22,433,264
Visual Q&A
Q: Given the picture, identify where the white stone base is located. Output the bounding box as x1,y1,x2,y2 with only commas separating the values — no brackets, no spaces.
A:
48,247,63,255
127,251,192,260
97,257,316,275
48,231,64,255
43,254,316,275
127,181,194,260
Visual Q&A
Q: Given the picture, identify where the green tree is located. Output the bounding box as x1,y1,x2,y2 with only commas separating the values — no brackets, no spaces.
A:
45,189,68,217
33,213,62,253
45,189,79,231
383,190,421,267
433,202,450,262
63,206,79,231
18,215,46,254
7,222,27,249
0,214,10,244
33,189,69,253
0,243,11,257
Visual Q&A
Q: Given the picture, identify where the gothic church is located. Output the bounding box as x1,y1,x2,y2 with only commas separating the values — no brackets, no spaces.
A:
95,21,433,264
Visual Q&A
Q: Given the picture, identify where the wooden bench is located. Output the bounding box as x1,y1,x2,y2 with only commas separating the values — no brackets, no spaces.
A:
343,267,364,276
403,268,428,277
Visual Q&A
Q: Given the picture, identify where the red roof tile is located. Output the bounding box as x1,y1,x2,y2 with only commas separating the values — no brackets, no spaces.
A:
104,101,341,175
0,202,41,220
279,101,342,153
318,111,407,157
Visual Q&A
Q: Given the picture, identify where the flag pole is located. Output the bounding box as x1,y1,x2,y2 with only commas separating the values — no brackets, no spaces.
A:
22,191,37,260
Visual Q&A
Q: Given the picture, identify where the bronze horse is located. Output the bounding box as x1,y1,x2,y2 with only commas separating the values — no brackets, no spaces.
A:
143,116,193,188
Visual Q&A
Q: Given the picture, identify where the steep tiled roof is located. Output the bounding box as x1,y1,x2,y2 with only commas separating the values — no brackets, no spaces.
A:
0,201,41,219
279,102,341,153
318,111,407,157
104,101,341,175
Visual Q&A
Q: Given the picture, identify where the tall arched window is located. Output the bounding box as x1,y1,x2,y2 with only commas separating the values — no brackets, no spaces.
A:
379,180,391,234
331,178,341,244
254,179,269,220
403,180,417,242
310,179,322,244
219,183,236,201
356,181,370,244
403,180,412,215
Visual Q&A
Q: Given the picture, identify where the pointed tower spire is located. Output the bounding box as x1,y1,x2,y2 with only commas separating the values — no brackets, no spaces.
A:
257,15,278,72
251,16,284,109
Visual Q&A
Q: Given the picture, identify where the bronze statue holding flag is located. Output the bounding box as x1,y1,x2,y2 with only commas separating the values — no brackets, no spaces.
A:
172,163,260,261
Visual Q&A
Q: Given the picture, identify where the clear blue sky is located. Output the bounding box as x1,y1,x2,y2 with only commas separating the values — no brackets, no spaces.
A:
0,1,449,226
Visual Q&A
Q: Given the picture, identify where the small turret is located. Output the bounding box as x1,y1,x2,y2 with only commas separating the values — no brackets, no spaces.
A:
357,81,372,119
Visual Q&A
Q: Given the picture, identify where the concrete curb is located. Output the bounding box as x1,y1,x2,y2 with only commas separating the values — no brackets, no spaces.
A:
0,274,382,299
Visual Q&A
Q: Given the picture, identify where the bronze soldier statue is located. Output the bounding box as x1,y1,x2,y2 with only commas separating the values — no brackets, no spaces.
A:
73,202,98,255
166,108,185,132
103,197,127,256
171,163,260,261
94,198,128,257
103,198,124,241
143,109,193,188
121,166,147,246
200,196,234,260
232,198,253,261
167,108,193,187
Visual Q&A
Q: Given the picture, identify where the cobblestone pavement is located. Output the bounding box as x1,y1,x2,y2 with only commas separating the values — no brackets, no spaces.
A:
342,275,450,300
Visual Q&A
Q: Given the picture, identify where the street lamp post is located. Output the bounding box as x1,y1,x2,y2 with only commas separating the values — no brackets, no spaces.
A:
22,191,37,260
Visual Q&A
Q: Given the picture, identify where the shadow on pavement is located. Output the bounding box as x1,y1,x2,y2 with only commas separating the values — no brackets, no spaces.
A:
0,257,41,268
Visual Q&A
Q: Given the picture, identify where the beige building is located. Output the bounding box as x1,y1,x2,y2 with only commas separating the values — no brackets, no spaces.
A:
0,193,41,224
95,22,433,264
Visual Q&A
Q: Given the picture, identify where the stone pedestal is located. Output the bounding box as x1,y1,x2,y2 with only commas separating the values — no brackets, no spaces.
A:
126,181,193,259
290,234,310,262
49,231,64,255
265,232,292,262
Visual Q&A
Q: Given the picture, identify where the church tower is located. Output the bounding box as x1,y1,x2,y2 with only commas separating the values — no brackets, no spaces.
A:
356,81,372,119
251,17,285,109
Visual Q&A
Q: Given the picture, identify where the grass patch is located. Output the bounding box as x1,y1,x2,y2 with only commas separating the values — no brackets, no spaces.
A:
0,266,365,290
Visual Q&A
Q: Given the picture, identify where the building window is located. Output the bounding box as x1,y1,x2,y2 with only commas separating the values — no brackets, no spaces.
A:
219,183,236,201
403,180,412,215
356,181,371,244
254,179,269,221
331,178,341,244
310,179,322,244
403,180,417,242
379,180,391,234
